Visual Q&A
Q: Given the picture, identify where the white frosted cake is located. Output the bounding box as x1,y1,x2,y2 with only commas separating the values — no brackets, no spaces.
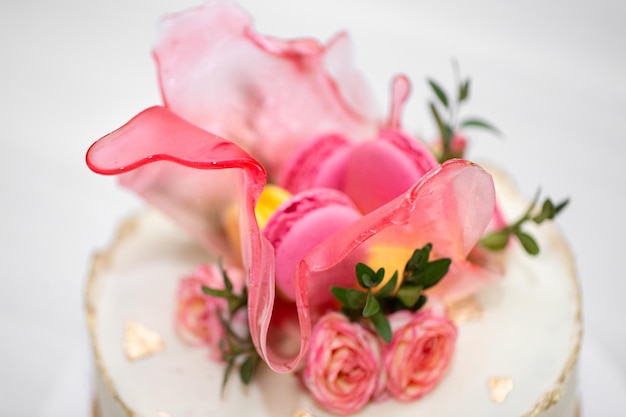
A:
87,172,580,417
86,1,581,416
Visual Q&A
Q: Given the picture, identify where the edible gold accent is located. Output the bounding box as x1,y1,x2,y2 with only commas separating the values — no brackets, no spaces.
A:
488,377,514,403
447,295,484,324
522,387,562,417
124,320,164,361
86,215,142,417
92,400,100,417
293,410,315,417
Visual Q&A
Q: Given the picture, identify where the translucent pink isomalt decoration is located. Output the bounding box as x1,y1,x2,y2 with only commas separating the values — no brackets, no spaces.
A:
387,74,412,130
86,106,266,263
86,109,498,372
86,106,287,371
297,160,498,311
153,0,379,176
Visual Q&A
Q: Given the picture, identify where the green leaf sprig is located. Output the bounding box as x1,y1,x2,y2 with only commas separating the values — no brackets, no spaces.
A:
479,191,569,255
201,261,260,392
331,244,451,342
428,62,499,162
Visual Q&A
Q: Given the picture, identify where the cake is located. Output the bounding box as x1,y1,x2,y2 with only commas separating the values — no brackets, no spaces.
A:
86,1,581,416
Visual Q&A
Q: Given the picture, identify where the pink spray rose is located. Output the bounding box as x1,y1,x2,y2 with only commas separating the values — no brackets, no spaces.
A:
303,313,384,415
176,263,245,361
384,309,457,401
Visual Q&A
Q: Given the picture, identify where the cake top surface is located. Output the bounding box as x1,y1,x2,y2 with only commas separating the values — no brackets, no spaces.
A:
85,1,576,415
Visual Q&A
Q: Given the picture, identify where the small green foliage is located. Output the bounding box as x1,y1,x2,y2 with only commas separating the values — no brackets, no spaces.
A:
428,79,449,108
403,244,451,290
201,261,260,393
515,231,539,255
428,64,499,162
374,272,398,299
331,244,452,342
371,312,392,343
363,292,381,317
397,285,423,309
480,192,569,255
459,79,470,102
239,355,259,384
459,118,500,134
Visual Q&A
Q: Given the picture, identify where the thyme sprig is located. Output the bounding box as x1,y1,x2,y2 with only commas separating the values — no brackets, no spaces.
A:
428,62,499,162
480,191,569,255
331,244,451,342
201,261,260,392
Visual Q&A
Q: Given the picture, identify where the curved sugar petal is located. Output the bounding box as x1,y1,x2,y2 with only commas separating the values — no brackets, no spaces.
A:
86,106,266,262
86,106,291,370
153,1,378,176
298,160,497,310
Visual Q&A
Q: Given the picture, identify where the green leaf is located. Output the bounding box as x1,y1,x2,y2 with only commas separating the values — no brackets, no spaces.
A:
371,312,392,343
219,259,233,292
239,355,257,385
419,258,452,289
428,79,449,108
221,359,235,395
330,287,350,306
332,286,368,310
554,198,569,215
374,268,386,286
459,79,470,102
412,294,428,312
430,102,452,147
460,118,500,134
533,199,555,223
397,285,423,308
479,229,511,250
201,286,230,298
356,263,376,288
516,231,540,255
375,271,398,299
363,291,381,317
406,244,432,270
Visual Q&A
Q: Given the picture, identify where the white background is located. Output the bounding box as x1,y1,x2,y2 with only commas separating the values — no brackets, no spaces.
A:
1,0,625,415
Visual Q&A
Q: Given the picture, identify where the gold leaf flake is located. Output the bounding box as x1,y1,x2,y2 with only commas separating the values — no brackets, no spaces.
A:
488,377,514,403
293,410,315,417
447,295,484,325
124,320,164,361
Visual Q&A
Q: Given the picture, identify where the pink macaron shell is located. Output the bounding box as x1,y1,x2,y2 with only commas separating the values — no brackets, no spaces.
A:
344,140,420,213
344,130,439,213
278,134,353,193
263,188,362,304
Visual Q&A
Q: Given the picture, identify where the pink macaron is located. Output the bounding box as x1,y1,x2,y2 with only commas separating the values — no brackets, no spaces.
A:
263,188,362,305
278,129,438,214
